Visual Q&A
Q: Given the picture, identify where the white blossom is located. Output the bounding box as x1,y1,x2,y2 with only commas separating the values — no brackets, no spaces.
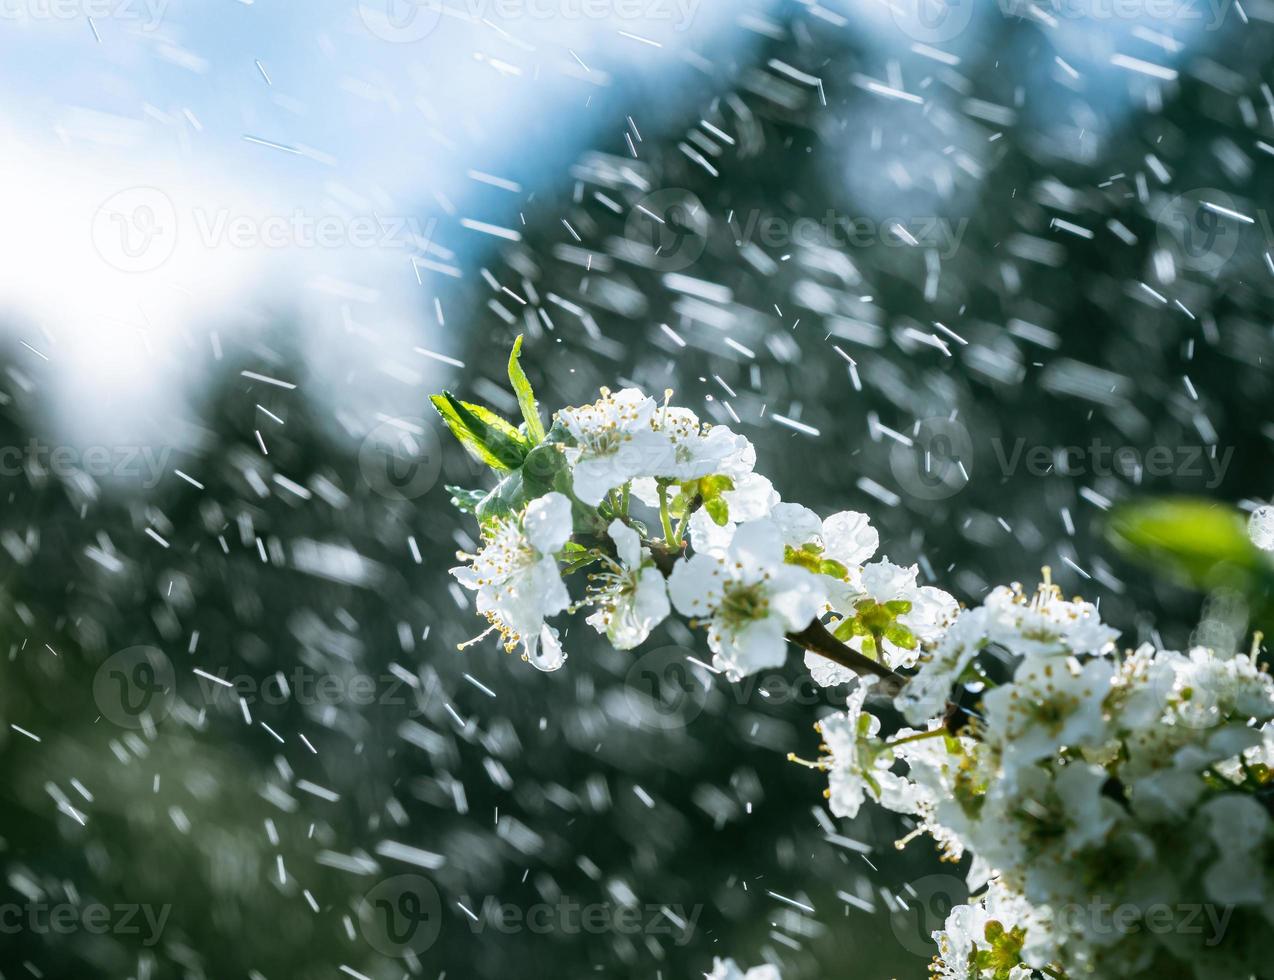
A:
451,492,573,669
981,657,1114,782
1199,795,1269,906
669,518,825,678
930,882,1037,980
803,649,857,688
983,583,1119,659
584,519,670,650
556,387,669,506
896,606,991,724
829,560,957,670
816,680,888,819
647,405,755,481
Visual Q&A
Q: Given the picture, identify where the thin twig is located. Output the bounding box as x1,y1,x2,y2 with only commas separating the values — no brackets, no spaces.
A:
788,619,905,695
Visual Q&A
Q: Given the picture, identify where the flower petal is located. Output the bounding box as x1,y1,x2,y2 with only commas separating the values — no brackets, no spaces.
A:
524,492,573,554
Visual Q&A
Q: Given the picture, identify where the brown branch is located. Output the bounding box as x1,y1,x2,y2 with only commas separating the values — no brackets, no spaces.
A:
788,619,905,696
578,529,905,696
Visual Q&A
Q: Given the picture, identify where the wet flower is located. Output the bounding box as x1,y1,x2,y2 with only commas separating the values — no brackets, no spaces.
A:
647,405,755,482
896,606,992,725
669,518,825,678
814,679,891,818
983,582,1119,659
930,882,1036,980
451,492,573,669
828,560,957,670
556,387,670,506
981,657,1113,782
583,519,670,650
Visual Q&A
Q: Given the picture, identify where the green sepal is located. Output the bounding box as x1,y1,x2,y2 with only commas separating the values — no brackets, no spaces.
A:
883,624,918,650
819,558,849,579
670,474,735,522
832,616,864,642
972,919,1027,980
704,495,730,526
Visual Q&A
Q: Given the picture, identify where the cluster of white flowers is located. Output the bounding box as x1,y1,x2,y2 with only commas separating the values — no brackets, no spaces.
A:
450,382,952,683
814,580,1274,978
438,357,1273,979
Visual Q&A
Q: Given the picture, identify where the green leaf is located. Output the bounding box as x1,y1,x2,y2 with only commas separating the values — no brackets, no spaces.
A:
507,334,546,444
1107,498,1270,592
430,392,529,471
